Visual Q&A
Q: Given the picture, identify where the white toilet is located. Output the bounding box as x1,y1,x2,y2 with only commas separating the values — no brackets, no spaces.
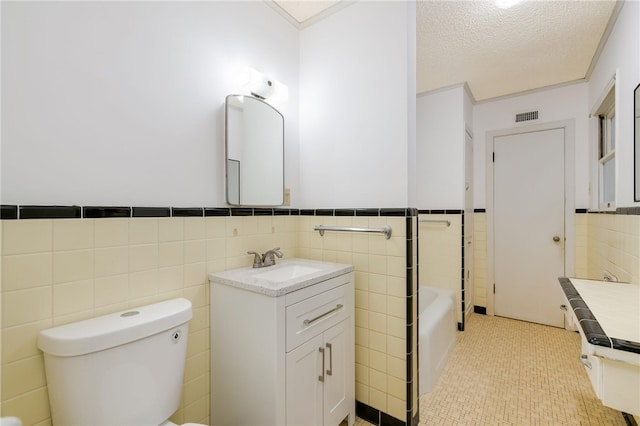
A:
38,298,205,426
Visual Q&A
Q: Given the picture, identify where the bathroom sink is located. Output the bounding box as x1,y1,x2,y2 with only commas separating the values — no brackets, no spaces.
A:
208,258,354,297
252,264,322,282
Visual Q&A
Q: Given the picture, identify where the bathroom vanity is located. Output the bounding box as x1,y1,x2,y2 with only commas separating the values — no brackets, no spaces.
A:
558,277,640,416
209,259,355,426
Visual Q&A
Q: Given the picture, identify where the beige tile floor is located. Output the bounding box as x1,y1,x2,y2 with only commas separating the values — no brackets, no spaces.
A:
419,314,627,426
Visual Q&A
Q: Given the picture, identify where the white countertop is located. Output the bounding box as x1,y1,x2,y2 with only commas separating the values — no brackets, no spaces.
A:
208,258,354,297
570,278,640,344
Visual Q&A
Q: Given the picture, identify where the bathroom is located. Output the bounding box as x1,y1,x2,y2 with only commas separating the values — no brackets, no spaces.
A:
1,1,639,426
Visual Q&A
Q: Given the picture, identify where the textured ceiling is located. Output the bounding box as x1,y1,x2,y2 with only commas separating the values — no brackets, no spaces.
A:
273,0,618,101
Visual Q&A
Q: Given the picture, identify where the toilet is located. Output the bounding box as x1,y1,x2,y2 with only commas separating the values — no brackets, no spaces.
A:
38,298,205,426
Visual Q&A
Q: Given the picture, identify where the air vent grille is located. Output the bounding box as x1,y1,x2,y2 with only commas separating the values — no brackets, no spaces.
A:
515,111,538,123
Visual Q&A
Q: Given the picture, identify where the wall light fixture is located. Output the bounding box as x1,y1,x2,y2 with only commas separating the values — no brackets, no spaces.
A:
240,67,288,103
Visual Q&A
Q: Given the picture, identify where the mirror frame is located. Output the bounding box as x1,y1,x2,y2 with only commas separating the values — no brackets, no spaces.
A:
635,83,640,201
224,94,285,207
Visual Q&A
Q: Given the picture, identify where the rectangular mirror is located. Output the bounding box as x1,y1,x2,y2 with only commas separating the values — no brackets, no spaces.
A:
225,95,284,206
635,84,640,201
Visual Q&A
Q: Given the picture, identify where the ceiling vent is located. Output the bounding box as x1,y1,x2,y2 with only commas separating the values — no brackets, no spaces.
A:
515,110,539,123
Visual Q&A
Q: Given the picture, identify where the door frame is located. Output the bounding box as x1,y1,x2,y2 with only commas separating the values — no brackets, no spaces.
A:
485,119,576,317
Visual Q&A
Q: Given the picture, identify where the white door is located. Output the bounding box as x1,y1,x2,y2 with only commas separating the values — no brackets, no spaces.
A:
286,334,324,426
323,320,349,426
493,128,565,328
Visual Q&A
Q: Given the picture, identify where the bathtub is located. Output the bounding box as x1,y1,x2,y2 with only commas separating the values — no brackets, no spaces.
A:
418,286,457,395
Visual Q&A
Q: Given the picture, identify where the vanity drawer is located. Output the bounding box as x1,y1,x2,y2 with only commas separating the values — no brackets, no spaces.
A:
286,285,349,352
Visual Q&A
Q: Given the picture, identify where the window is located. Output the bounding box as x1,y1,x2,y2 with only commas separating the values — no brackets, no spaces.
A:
593,82,616,210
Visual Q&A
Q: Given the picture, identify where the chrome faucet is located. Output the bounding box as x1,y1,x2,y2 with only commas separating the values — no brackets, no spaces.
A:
247,247,284,268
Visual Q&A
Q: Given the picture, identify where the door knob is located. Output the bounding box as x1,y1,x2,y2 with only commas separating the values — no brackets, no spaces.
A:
553,236,561,242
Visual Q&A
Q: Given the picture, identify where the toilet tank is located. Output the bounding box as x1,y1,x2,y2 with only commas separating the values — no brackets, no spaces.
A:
38,298,192,426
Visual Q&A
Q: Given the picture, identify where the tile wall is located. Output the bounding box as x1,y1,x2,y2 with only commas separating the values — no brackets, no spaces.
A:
298,213,416,424
586,212,640,283
417,213,463,325
575,212,589,278
1,208,416,426
0,213,298,425
472,210,640,311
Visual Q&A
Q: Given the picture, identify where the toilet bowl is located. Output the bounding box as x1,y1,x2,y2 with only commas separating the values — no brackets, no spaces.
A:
38,298,206,426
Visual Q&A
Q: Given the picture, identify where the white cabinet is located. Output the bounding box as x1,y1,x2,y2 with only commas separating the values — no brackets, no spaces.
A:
286,319,350,426
210,270,355,426
565,291,640,416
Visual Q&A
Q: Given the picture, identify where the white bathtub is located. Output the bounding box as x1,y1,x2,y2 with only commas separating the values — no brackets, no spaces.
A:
418,286,457,395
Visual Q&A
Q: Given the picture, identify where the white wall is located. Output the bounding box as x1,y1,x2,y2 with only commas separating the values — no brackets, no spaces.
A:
473,82,590,209
1,1,299,207
298,1,416,209
416,86,465,209
587,0,640,208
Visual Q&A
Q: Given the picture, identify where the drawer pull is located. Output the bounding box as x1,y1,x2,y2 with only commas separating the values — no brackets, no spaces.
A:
303,304,343,326
580,354,592,369
319,347,325,382
326,343,333,376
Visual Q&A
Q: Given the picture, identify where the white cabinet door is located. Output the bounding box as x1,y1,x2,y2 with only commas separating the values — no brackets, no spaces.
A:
286,334,324,426
323,319,349,426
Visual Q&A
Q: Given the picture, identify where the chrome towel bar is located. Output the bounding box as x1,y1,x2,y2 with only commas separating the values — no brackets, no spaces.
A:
314,225,392,240
419,219,451,227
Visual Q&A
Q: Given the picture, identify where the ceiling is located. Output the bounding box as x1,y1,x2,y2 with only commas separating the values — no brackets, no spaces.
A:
272,0,619,101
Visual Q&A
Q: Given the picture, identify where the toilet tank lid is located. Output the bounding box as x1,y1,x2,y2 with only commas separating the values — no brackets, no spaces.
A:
38,298,192,357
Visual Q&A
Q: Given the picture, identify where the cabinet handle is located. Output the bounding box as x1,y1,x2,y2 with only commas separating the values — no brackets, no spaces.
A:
304,304,343,326
580,354,592,369
318,347,325,382
326,343,333,376
560,304,567,311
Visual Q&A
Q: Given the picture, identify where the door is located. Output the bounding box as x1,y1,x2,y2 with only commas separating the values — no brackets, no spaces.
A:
323,320,349,426
493,128,565,327
286,334,324,426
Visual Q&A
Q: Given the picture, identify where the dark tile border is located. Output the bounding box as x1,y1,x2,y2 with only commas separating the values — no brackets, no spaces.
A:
253,208,274,216
172,207,204,217
1,205,421,219
20,205,81,219
574,208,640,215
84,206,131,218
622,412,637,426
616,207,640,215
558,277,640,354
132,207,171,218
315,209,334,216
356,402,406,426
230,208,253,216
1,205,18,219
1,205,420,220
474,305,487,315
335,209,355,216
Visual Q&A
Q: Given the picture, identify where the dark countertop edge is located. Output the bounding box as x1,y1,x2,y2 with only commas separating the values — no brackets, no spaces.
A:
558,277,640,354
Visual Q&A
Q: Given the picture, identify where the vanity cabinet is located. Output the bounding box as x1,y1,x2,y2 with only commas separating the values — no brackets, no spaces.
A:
559,278,640,416
210,261,355,426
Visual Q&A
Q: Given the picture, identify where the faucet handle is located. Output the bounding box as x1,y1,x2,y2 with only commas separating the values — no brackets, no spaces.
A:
247,251,263,268
262,247,284,267
267,247,283,258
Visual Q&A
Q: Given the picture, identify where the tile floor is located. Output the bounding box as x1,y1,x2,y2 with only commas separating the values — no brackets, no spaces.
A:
418,314,627,425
